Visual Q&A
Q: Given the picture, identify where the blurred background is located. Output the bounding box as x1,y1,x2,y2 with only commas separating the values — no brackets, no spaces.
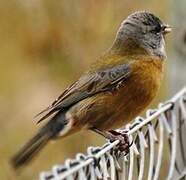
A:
0,0,186,179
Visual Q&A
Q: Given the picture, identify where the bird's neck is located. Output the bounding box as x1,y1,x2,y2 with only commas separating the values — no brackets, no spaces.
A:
90,38,165,71
109,37,166,60
108,38,148,56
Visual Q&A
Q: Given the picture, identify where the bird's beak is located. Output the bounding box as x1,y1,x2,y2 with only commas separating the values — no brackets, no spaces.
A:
163,24,172,34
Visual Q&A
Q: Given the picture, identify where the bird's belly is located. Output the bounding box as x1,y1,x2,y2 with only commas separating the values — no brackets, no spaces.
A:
108,61,163,129
112,81,158,129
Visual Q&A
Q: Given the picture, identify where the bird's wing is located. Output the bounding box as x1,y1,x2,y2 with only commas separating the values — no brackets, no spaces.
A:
36,63,131,123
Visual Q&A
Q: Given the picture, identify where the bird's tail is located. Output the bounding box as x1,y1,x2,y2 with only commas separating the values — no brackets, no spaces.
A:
11,110,68,169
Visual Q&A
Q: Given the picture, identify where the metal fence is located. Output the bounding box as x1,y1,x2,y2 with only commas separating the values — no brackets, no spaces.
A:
40,86,186,180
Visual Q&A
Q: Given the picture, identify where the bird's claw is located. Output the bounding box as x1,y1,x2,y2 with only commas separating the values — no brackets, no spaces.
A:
108,130,132,155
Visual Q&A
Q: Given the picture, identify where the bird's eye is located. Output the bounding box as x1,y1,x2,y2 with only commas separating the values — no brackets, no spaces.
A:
154,25,162,33
144,24,163,34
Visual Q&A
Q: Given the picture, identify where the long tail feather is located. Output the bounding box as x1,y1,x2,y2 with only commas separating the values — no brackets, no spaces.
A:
11,132,51,169
11,110,68,169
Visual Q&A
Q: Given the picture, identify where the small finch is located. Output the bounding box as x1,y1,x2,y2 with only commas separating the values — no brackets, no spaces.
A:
11,11,171,169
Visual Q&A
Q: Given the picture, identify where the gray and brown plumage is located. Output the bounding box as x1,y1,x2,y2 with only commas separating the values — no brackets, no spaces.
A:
11,11,171,169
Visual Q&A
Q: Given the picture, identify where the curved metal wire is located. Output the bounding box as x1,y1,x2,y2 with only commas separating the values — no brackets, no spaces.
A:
40,86,186,180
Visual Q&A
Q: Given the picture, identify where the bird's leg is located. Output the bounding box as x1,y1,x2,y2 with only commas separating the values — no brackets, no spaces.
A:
90,127,113,139
90,128,132,154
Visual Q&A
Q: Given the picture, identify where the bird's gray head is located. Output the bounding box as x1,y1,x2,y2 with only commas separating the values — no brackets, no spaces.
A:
111,11,171,59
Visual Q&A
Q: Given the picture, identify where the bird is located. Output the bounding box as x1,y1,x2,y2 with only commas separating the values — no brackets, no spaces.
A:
11,11,171,169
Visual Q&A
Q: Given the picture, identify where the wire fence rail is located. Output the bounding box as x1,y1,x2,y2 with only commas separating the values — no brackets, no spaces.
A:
40,86,186,180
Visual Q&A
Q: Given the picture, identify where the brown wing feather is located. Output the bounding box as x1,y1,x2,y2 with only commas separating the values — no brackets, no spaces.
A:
36,63,131,123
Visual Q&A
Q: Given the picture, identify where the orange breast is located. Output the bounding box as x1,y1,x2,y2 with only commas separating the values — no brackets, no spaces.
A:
111,59,164,128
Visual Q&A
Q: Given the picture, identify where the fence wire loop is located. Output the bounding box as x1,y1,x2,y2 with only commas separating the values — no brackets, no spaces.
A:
40,86,186,180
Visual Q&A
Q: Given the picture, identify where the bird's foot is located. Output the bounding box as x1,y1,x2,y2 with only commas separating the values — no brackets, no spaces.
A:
109,130,132,154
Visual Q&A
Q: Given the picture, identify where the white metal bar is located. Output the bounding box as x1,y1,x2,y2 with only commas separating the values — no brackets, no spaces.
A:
137,131,146,180
147,124,155,180
167,110,177,180
153,116,164,180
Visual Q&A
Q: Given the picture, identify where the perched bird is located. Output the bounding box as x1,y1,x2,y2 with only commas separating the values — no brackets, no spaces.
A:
11,11,171,169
